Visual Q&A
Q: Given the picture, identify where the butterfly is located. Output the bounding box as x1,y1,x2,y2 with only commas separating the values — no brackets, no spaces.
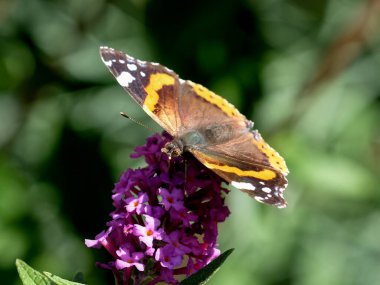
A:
99,46,289,208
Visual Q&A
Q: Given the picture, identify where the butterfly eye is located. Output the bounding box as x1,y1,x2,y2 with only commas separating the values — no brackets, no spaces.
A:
171,148,181,157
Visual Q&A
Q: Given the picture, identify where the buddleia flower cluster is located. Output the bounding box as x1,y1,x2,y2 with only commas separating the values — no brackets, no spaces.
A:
85,132,230,284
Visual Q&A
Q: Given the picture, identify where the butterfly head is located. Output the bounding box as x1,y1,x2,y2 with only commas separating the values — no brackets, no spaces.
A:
161,139,184,159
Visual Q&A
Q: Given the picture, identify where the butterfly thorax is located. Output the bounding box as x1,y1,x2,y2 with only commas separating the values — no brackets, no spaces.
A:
162,130,205,158
162,124,238,159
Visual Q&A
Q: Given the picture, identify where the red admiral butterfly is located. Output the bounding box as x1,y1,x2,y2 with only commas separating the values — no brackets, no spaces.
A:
100,47,289,208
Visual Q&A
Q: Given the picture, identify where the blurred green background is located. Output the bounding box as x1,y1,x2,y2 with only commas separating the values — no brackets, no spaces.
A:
1,0,380,284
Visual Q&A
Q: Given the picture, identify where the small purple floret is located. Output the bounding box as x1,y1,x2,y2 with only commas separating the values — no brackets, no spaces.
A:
86,133,230,285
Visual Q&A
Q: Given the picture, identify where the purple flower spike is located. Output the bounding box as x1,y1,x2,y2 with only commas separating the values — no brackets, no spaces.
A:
86,132,230,285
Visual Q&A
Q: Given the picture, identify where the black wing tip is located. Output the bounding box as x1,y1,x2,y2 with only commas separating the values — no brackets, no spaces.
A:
239,185,288,208
99,46,139,69
99,46,115,63
254,193,288,209
99,45,112,51
99,46,124,55
99,46,114,57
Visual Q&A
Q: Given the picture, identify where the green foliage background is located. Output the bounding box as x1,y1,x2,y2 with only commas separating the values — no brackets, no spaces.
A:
1,0,379,284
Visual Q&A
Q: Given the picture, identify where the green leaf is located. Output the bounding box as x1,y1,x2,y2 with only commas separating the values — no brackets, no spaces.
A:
43,272,86,285
16,259,86,285
15,259,53,285
179,248,234,285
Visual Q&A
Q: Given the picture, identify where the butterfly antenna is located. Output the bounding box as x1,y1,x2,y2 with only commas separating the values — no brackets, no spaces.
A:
119,112,155,132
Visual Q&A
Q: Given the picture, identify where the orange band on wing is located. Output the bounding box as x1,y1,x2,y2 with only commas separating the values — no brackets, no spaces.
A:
143,73,175,112
189,81,245,120
203,161,277,180
254,139,289,175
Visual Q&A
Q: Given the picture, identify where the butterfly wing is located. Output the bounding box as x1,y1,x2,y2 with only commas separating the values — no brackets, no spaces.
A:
190,129,289,208
100,46,182,135
177,80,249,131
174,81,289,207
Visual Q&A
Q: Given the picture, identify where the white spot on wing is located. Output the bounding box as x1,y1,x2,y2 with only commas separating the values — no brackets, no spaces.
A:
140,71,146,77
137,60,146,66
231,181,256,191
119,59,125,64
104,60,112,67
116,71,135,87
254,196,264,203
262,187,271,193
127,63,137,71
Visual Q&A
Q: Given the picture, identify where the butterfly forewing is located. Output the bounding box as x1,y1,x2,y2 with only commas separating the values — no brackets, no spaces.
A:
190,129,288,208
177,80,248,131
100,47,181,135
